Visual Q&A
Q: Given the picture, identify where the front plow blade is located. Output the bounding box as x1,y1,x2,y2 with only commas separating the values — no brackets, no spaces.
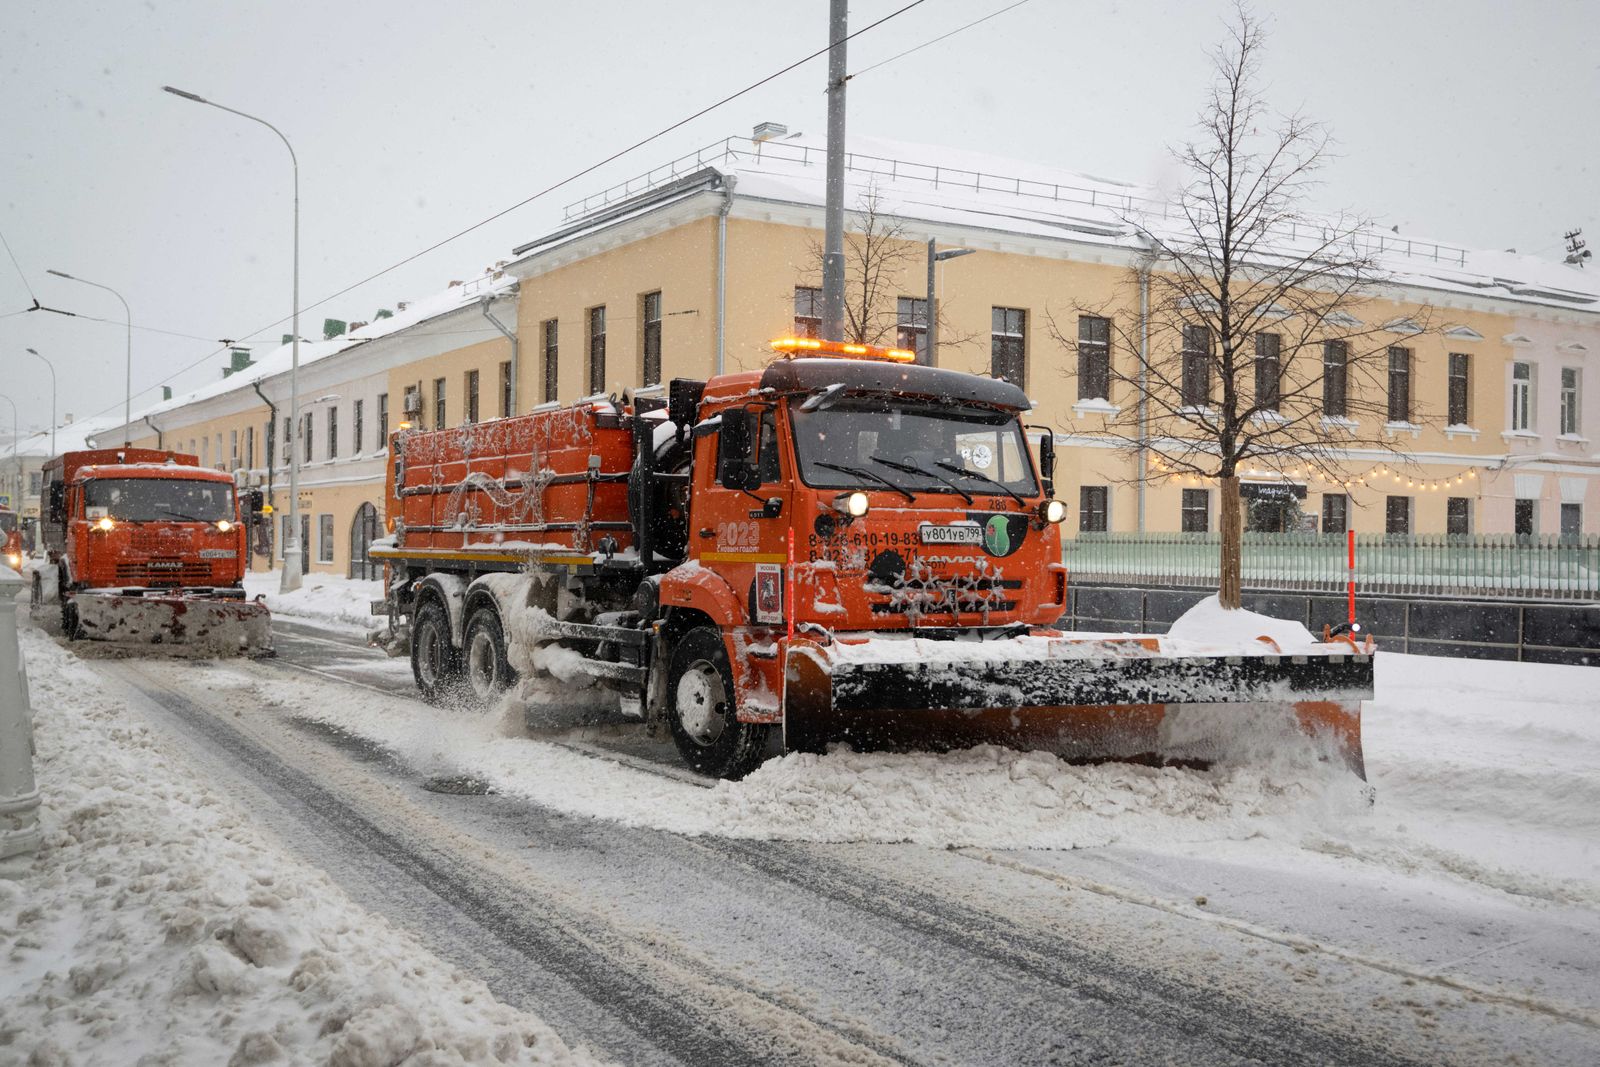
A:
74,593,272,655
783,640,1370,778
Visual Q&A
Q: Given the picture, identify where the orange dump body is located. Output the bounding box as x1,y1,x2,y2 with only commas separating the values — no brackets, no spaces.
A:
389,401,636,558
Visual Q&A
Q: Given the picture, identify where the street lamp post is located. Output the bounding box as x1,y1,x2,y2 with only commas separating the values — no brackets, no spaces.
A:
0,395,18,507
925,241,975,365
23,349,56,458
44,270,130,445
164,85,303,592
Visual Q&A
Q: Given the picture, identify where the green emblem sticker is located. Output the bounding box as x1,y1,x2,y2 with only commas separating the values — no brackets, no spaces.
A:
984,514,1011,556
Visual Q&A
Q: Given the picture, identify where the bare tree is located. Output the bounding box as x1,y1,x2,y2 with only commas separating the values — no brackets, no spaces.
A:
1051,5,1430,609
803,184,977,357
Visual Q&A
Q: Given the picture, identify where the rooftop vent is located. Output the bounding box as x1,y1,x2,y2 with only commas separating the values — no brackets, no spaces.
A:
752,121,788,143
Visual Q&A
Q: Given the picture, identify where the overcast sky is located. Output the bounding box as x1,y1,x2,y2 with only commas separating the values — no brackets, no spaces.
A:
3,0,1596,434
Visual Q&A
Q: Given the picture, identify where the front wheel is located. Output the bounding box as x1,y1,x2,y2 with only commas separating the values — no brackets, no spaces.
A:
411,598,463,705
463,604,519,707
667,627,773,780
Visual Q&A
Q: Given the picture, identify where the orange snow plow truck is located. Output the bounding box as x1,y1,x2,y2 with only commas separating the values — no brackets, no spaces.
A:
371,339,1372,779
37,448,271,653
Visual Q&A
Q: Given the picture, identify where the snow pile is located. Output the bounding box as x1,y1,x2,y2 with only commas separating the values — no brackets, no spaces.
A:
1165,594,1321,652
0,628,601,1067
243,570,383,634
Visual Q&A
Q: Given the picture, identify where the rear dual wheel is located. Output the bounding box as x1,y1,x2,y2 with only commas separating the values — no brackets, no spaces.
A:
667,627,773,780
411,597,518,708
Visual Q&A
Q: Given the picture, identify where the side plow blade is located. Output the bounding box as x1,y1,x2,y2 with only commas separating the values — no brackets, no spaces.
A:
74,593,273,655
782,640,1371,778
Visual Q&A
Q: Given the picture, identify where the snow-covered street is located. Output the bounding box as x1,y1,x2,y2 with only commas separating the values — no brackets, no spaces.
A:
4,587,1599,1065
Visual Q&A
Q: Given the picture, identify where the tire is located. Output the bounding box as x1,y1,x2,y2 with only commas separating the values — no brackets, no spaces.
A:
61,594,81,640
666,627,773,780
462,603,519,707
410,597,463,705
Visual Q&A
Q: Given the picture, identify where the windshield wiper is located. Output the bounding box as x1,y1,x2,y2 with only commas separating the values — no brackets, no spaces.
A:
934,460,1026,506
813,461,915,502
869,454,973,504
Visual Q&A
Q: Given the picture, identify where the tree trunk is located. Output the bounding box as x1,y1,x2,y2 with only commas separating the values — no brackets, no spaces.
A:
1219,474,1242,609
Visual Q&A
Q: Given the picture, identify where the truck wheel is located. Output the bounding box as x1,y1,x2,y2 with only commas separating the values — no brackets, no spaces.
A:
61,596,81,640
667,627,772,780
411,598,463,705
463,604,518,706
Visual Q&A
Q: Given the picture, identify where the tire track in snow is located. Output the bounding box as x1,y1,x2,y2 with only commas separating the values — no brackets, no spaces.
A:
94,658,913,1067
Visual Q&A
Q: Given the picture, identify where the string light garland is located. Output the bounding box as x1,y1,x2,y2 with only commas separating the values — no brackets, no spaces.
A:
1146,455,1483,492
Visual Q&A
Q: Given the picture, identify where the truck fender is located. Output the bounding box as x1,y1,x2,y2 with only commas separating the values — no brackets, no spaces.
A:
413,572,468,647
659,565,780,725
462,572,532,638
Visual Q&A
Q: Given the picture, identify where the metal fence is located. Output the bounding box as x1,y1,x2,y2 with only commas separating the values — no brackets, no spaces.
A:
1064,532,1600,601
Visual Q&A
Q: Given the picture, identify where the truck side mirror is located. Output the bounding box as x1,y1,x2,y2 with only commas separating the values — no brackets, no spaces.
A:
717,410,760,492
1038,432,1056,495
47,481,65,524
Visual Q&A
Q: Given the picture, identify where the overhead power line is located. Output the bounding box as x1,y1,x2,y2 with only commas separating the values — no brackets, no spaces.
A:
849,0,1035,79
81,0,939,423
0,224,39,305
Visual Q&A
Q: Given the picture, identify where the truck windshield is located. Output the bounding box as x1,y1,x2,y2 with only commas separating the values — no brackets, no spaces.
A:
789,400,1038,497
83,479,235,522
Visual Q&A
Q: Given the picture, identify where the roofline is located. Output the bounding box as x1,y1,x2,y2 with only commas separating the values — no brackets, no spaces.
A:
512,168,724,256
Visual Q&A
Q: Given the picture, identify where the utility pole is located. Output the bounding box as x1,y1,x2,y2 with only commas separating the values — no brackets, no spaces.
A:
820,0,848,342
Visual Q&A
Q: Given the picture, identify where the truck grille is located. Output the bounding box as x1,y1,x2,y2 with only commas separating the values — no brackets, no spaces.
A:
115,561,214,583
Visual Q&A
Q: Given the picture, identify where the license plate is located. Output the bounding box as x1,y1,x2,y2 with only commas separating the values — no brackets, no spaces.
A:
199,549,237,559
919,522,981,545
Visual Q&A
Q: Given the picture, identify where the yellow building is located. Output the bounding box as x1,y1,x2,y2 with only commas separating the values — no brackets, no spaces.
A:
91,128,1600,567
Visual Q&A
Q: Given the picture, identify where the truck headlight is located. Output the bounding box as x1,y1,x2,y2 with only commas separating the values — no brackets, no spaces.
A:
1039,499,1067,524
838,491,869,518
95,516,116,531
6,552,19,569
216,519,233,533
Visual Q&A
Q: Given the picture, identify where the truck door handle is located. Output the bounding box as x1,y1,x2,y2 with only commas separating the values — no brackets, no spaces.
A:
699,527,715,539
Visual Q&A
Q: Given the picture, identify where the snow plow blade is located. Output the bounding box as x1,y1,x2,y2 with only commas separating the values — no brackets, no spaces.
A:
73,592,272,655
782,637,1371,778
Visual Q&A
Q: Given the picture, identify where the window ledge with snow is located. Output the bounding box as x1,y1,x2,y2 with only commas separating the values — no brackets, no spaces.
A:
1384,421,1423,440
1072,398,1121,417
1557,433,1590,446
1443,424,1481,442
1176,405,1218,421
1320,415,1359,432
1250,410,1287,425
1500,429,1540,442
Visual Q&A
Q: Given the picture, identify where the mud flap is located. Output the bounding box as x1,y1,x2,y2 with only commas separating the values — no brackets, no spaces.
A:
73,593,273,655
782,640,1370,777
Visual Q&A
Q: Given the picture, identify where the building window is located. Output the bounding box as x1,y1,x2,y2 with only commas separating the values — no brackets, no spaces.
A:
1079,486,1108,532
794,286,822,338
588,306,607,396
318,514,334,563
465,369,480,424
433,377,447,429
1560,367,1580,436
1515,498,1536,538
1511,361,1532,431
1561,503,1582,540
1385,495,1411,535
327,406,338,459
991,307,1027,387
216,434,224,470
1387,346,1412,423
897,296,929,364
29,471,42,495
1078,316,1111,401
282,417,291,456
1248,332,1281,413
377,393,388,440
499,360,513,417
1447,496,1471,535
403,385,420,427
229,430,239,469
1323,340,1348,418
1321,493,1348,533
642,291,663,386
1181,488,1210,532
280,514,291,559
302,413,313,463
353,399,363,454
543,318,559,403
1181,324,1211,408
1448,352,1471,426
245,426,255,470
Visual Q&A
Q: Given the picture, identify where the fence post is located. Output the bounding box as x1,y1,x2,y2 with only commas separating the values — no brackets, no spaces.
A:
0,566,42,860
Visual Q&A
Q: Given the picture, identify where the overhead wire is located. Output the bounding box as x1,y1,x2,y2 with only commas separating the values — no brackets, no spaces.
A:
848,0,1035,79
0,223,39,305
78,0,932,423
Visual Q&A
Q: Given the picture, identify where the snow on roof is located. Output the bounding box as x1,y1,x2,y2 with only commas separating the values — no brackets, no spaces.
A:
111,268,518,431
1,414,123,461
555,131,1600,314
